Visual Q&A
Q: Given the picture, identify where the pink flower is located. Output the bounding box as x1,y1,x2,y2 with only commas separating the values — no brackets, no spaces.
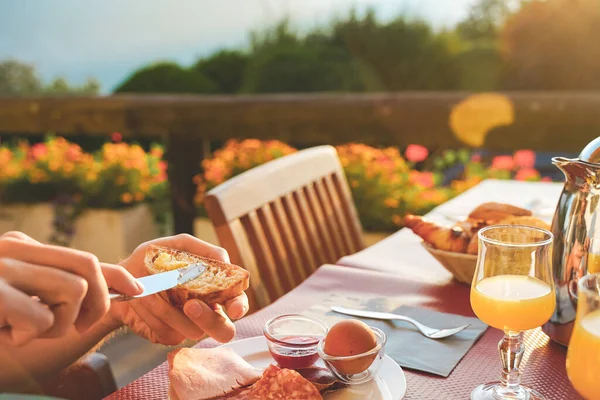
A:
515,168,540,181
112,132,123,143
471,154,482,163
31,143,47,160
514,150,536,169
541,176,552,182
491,155,515,170
405,144,429,163
409,171,435,188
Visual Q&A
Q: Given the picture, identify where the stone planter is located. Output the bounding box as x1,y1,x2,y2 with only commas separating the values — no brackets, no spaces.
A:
193,217,390,248
0,203,159,263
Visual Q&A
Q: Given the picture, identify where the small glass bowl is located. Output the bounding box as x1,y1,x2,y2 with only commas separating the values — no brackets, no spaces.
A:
317,326,387,385
263,314,329,370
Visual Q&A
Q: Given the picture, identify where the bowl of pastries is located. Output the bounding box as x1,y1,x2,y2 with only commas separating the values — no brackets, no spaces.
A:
404,202,551,285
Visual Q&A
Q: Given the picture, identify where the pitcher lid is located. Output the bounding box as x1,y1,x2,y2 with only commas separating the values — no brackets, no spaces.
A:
579,137,600,163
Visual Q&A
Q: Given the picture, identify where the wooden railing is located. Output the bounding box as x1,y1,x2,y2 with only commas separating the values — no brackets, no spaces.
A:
0,92,598,234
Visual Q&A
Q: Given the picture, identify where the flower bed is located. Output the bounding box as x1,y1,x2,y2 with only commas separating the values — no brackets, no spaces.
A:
193,140,553,232
0,136,168,259
0,136,554,251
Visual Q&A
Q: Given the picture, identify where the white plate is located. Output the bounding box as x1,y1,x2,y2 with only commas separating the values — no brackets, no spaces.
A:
219,336,407,400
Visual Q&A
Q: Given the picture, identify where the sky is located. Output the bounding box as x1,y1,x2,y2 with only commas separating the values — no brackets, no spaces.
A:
0,0,475,93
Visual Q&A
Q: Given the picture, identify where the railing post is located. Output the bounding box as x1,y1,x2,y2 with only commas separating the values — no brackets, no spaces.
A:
166,133,205,235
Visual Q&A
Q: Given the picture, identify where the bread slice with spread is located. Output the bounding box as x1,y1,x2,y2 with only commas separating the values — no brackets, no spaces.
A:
145,245,249,307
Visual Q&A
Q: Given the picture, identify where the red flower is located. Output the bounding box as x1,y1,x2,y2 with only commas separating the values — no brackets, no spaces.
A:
158,161,167,172
514,150,536,169
515,168,540,181
471,154,482,163
31,143,48,160
491,155,515,170
409,171,435,188
541,176,552,182
405,144,429,163
112,132,123,143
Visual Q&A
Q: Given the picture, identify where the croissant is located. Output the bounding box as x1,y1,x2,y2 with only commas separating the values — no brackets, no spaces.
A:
468,202,531,222
404,214,469,253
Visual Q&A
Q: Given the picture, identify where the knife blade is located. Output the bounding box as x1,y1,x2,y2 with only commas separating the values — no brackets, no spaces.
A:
109,263,206,302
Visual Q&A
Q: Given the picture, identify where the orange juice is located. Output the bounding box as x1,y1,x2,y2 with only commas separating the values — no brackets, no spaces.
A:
471,275,555,331
587,253,600,274
567,309,600,400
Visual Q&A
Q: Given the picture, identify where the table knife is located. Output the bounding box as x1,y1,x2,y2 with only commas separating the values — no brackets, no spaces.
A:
109,263,206,302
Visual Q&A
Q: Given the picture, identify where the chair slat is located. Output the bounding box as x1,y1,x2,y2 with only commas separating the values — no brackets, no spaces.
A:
323,174,355,254
256,204,296,293
303,184,337,263
331,172,365,252
240,211,285,300
291,190,327,271
313,178,346,259
270,198,308,284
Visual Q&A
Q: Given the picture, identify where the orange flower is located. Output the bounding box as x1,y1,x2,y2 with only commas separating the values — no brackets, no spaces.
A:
121,193,133,203
384,198,399,208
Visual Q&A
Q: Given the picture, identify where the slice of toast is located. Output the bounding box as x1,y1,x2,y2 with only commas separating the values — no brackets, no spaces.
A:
144,245,249,308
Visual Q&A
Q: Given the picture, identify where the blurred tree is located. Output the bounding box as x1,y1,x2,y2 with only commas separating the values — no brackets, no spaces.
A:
0,60,42,95
0,60,100,96
243,21,363,93
502,0,600,89
114,62,216,93
457,0,513,42
195,50,249,94
45,77,100,95
332,11,460,90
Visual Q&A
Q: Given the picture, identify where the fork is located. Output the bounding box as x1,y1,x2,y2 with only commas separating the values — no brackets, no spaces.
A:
330,306,470,339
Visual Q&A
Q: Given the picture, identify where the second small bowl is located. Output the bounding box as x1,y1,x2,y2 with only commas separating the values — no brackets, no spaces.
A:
317,326,387,385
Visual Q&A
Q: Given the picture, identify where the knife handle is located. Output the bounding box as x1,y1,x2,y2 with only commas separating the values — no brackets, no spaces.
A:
108,292,135,302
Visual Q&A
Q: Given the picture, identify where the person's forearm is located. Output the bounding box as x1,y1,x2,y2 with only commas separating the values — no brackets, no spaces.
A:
0,314,122,391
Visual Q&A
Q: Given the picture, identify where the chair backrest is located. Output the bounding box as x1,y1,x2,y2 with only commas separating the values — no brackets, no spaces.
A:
205,145,364,309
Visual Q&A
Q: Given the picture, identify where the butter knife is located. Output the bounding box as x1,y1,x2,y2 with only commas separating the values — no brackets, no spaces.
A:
109,263,206,302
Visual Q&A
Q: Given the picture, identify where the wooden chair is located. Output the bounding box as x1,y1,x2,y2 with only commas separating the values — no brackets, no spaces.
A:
205,145,365,310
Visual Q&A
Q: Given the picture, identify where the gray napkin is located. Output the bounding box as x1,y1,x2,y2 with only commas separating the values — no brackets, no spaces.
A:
302,294,488,377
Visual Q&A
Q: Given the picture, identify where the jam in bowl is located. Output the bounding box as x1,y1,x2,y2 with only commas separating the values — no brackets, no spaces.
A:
263,314,329,369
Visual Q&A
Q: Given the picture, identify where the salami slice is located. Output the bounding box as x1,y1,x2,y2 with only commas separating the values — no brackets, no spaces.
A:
217,365,323,399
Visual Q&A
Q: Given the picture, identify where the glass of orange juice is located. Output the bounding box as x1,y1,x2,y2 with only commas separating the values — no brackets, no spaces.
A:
470,225,555,400
566,273,600,400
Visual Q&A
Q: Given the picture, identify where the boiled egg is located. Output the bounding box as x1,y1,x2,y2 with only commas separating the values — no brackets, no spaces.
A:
323,319,377,374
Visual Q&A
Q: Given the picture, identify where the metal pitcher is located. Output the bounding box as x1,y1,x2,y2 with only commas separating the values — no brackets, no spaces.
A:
542,137,600,346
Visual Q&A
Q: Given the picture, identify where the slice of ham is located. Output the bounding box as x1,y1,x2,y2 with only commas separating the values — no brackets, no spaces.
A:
168,348,262,400
217,365,323,399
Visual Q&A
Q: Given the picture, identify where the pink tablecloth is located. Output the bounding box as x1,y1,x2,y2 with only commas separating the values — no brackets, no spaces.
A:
107,265,580,400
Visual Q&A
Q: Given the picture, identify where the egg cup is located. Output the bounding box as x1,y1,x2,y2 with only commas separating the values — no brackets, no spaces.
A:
317,326,387,385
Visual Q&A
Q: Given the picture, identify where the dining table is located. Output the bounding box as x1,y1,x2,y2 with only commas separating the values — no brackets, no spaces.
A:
107,179,581,400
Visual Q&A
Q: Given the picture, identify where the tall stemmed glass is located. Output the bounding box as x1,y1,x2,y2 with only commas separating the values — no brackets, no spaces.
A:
470,225,555,400
566,273,600,400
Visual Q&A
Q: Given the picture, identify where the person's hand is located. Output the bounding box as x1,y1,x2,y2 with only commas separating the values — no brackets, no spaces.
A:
0,231,143,346
109,234,249,345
